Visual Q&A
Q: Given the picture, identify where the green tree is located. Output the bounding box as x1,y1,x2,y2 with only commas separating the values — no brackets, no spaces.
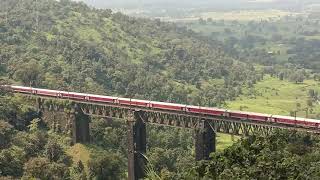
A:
23,157,70,180
13,60,43,86
28,118,41,132
12,131,47,158
189,131,320,179
44,139,65,163
70,160,87,180
87,151,125,180
0,120,14,149
0,146,25,177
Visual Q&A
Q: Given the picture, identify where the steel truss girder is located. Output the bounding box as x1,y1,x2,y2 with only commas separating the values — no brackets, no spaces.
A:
209,119,275,136
77,103,280,136
33,97,320,135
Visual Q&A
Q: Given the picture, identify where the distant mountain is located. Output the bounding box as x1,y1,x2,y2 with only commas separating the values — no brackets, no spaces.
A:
76,0,318,10
78,0,246,9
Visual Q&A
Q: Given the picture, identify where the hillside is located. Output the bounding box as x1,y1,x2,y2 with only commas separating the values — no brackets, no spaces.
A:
0,0,258,107
227,75,320,119
0,0,258,179
183,13,320,119
1,0,320,179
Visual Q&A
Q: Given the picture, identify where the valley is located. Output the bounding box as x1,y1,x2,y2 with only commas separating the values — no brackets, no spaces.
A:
1,0,320,179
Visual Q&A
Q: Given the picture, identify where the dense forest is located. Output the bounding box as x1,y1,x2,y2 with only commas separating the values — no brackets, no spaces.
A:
0,0,260,107
191,130,320,179
0,0,256,179
1,0,320,179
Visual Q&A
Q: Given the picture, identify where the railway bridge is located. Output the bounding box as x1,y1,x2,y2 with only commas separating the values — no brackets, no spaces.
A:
7,85,320,180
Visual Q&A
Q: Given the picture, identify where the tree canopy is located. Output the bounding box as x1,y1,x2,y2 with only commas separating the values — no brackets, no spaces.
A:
0,0,259,107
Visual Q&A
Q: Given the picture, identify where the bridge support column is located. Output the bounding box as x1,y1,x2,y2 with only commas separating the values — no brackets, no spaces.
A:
195,120,215,161
127,111,147,180
71,105,90,144
36,98,43,116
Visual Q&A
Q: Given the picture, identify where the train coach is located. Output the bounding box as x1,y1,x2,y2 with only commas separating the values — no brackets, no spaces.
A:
186,106,225,116
7,85,320,129
226,111,271,122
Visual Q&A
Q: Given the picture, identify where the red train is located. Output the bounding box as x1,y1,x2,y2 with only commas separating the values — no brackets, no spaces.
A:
8,85,320,129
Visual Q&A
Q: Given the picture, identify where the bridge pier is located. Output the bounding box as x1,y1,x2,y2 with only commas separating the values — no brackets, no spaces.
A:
127,111,147,180
195,120,215,161
36,97,43,116
70,105,90,144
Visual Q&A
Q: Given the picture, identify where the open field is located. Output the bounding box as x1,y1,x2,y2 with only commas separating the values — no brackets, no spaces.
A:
164,10,301,22
216,133,240,151
227,76,320,118
200,10,298,21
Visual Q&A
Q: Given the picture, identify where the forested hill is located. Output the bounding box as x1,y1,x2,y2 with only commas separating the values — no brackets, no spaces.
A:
0,0,259,107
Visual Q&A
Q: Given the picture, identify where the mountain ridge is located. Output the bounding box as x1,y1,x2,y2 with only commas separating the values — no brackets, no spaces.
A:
75,0,318,10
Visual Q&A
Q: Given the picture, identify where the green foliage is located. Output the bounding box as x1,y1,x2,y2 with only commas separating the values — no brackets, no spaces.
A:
145,166,162,180
85,114,236,179
148,148,180,173
1,0,320,179
228,76,320,118
87,150,125,180
90,119,127,154
13,60,44,86
190,130,320,179
0,146,25,177
0,120,14,149
0,95,39,131
185,15,320,74
28,118,41,132
0,0,258,107
0,120,75,179
12,131,47,158
69,160,87,180
44,138,71,164
145,126,195,178
22,157,70,180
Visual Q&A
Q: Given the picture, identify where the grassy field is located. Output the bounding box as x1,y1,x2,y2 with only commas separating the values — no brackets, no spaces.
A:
167,10,300,22
200,10,297,21
227,76,320,118
198,76,320,152
216,133,240,151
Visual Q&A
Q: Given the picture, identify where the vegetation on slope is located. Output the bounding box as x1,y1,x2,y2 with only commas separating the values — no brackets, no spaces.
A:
1,0,259,107
183,13,320,119
191,130,320,179
228,75,320,118
1,0,320,179
175,10,320,180
0,0,255,178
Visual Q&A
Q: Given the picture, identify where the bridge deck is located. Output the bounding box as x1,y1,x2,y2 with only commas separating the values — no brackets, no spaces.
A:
8,85,320,134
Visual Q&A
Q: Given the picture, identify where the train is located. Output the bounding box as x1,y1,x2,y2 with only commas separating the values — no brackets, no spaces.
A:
7,85,320,129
